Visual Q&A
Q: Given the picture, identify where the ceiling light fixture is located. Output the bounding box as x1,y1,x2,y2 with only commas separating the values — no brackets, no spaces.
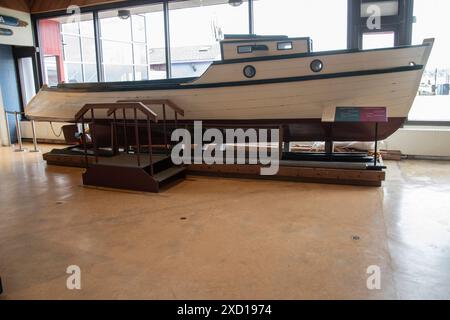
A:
118,9,131,20
228,0,243,7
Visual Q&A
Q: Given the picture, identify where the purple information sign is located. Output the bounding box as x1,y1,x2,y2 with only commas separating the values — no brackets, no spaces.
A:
360,107,388,123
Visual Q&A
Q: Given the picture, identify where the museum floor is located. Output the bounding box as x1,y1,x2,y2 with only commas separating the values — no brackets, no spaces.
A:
0,144,449,300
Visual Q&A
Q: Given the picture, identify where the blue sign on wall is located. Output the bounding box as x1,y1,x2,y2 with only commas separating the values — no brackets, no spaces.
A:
0,44,22,143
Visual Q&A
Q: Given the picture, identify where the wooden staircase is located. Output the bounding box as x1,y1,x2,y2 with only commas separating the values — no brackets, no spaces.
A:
75,100,186,193
82,153,186,193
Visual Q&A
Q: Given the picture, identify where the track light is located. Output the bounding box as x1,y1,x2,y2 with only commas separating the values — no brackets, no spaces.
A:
229,0,243,7
118,9,131,20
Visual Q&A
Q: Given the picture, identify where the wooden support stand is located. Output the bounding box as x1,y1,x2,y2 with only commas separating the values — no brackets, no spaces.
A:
187,163,385,187
44,151,95,168
43,104,388,190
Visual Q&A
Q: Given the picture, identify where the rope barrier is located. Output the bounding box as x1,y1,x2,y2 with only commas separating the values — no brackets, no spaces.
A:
49,121,63,138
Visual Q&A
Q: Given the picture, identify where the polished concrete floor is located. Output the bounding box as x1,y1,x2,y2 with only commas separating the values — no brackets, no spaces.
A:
0,144,449,300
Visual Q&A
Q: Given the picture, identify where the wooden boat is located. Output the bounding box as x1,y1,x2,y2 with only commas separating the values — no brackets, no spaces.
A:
25,35,434,142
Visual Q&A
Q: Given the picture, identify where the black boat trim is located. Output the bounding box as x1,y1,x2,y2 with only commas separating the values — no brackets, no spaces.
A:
48,65,424,93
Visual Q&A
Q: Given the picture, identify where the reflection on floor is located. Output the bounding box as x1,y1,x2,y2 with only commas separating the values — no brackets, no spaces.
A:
0,144,449,299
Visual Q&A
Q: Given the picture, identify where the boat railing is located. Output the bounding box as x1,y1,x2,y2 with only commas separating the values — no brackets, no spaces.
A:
116,99,185,157
75,102,159,175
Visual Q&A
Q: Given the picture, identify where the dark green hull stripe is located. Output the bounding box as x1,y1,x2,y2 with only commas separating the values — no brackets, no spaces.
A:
49,65,423,93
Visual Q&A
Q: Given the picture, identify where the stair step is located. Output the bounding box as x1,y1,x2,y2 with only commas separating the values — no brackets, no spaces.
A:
154,166,186,183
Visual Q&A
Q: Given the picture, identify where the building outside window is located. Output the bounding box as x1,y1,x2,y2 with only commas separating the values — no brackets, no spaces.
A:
39,13,97,86
168,0,249,78
99,3,166,82
37,0,350,83
362,31,395,50
253,0,348,52
409,0,450,122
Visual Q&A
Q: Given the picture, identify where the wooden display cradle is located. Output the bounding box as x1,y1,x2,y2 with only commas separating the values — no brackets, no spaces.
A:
188,158,385,187
44,149,386,188
43,103,387,190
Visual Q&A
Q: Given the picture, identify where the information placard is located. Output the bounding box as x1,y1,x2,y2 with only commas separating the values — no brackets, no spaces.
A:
334,107,388,123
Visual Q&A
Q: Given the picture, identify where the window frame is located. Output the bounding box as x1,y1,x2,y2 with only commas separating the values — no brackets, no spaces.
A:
98,11,151,82
347,0,414,49
32,0,254,85
59,17,98,83
31,0,416,83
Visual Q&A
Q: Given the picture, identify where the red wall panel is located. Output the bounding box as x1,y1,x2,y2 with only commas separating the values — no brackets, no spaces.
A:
39,19,65,82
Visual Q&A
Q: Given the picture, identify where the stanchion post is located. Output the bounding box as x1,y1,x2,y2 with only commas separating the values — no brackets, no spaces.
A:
14,112,26,152
374,122,379,167
30,120,40,153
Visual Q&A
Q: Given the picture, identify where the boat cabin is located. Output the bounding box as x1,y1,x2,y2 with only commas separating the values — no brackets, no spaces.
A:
220,35,312,61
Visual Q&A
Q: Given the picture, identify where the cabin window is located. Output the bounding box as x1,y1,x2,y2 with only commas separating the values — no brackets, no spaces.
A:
237,45,253,54
243,65,256,78
237,44,269,54
277,41,293,50
310,59,323,73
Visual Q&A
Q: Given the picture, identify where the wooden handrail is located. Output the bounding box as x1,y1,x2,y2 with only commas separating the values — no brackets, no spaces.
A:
75,102,158,123
105,103,158,122
117,99,185,117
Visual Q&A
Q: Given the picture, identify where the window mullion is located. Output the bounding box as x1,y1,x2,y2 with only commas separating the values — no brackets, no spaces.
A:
248,0,254,34
93,10,104,82
163,1,172,79
130,14,136,81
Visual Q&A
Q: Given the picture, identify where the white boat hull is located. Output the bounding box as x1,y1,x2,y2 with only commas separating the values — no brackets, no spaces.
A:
25,40,434,141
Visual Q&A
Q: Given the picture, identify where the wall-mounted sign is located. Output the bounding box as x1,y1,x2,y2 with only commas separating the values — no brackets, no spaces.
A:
0,14,28,27
0,8,33,46
335,107,388,123
0,27,13,36
322,106,388,123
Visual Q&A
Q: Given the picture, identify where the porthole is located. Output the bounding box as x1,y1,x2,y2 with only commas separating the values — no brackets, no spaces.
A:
243,65,256,78
310,59,323,73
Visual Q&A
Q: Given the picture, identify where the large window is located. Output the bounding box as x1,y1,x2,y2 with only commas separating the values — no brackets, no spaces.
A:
409,0,450,122
168,0,249,78
254,0,347,52
39,13,97,86
37,0,352,84
99,3,166,82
